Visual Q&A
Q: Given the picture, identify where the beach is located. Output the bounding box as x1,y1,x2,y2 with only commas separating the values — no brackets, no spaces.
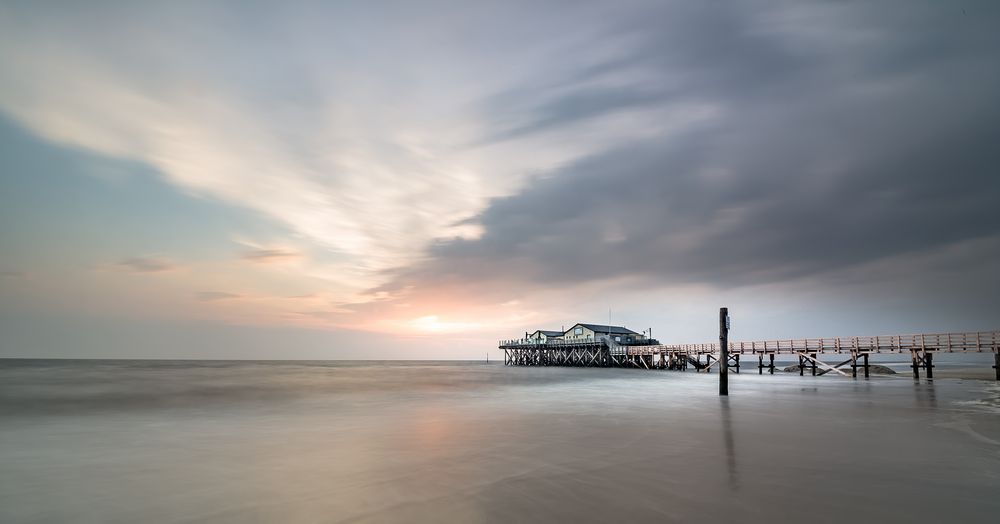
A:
2,359,999,523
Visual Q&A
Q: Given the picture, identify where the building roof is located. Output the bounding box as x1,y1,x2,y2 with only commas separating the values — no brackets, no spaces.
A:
572,323,641,335
532,329,565,337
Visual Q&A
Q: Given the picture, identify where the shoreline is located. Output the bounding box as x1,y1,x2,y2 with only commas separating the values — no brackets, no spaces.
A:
896,368,998,381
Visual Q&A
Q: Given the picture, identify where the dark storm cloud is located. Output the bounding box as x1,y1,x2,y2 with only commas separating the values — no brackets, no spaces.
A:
383,2,1000,295
479,3,804,143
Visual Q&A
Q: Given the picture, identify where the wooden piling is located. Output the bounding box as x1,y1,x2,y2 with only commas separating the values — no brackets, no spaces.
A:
863,353,870,378
719,307,729,396
911,351,920,380
925,352,933,379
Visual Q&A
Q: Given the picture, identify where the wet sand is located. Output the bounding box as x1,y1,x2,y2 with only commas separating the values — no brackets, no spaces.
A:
2,360,999,523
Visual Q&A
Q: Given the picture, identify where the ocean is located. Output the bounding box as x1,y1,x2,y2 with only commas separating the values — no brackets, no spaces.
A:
2,359,999,523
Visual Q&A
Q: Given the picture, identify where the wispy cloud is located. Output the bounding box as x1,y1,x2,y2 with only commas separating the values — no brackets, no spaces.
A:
118,256,176,273
0,2,646,297
240,248,301,264
196,291,242,302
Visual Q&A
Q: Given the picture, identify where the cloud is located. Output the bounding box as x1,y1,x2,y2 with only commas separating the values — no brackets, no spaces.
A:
196,291,242,302
240,248,301,264
366,2,1000,313
118,256,176,273
1,2,998,339
0,2,624,296
0,2,736,301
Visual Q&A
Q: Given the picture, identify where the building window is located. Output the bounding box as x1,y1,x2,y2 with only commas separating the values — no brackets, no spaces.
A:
574,327,583,335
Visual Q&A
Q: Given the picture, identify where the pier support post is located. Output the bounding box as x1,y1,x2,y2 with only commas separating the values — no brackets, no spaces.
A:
769,354,775,374
911,351,920,380
810,353,817,376
995,352,1000,381
924,352,933,380
798,354,805,376
851,352,858,378
719,307,729,396
758,354,764,375
733,354,740,374
863,353,870,378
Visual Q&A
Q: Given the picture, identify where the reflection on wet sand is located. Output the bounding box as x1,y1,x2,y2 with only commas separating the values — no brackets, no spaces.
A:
720,397,738,491
915,381,939,409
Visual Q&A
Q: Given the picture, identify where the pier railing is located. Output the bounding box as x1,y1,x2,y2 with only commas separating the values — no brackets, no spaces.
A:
625,330,1000,355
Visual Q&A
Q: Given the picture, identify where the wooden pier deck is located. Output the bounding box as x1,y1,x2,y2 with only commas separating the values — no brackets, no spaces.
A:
499,330,1000,380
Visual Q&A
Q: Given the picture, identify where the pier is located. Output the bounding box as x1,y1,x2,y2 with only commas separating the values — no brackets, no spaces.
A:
500,329,1000,380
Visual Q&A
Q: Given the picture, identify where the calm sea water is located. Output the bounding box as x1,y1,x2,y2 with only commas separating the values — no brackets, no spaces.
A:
2,359,999,523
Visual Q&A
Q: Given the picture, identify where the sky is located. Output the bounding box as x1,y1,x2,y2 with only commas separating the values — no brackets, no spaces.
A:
1,1,998,359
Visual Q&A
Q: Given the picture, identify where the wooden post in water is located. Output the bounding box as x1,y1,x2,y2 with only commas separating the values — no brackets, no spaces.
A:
925,352,933,379
994,352,1000,381
719,307,729,396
